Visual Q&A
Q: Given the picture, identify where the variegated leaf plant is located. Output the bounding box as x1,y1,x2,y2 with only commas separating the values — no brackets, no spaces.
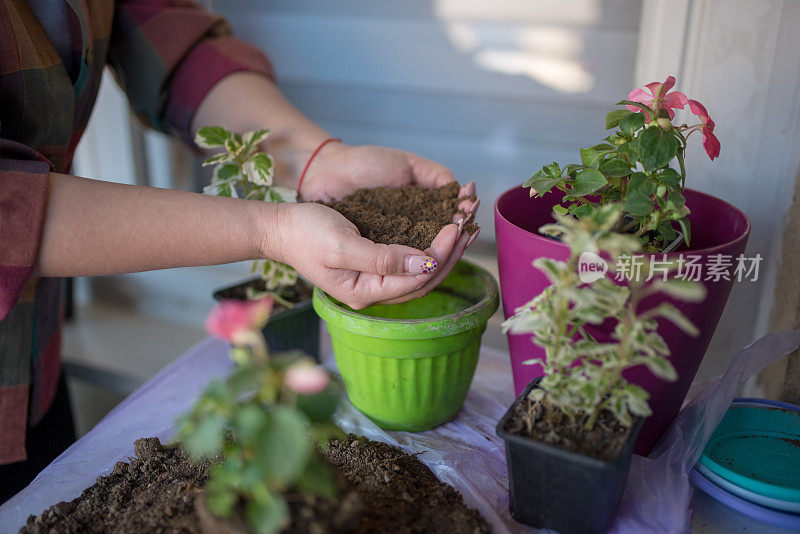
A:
503,204,706,429
195,126,299,307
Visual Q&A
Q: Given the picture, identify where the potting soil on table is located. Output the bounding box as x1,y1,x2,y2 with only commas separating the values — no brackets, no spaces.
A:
321,182,478,250
20,436,489,534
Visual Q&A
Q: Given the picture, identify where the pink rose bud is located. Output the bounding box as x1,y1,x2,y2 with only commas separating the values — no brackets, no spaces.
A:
285,363,330,395
205,295,274,344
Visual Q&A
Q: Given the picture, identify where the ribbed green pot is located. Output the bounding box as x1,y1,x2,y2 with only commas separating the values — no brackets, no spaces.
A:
313,260,499,431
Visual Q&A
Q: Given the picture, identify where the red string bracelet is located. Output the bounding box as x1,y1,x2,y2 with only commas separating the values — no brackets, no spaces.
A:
297,138,342,196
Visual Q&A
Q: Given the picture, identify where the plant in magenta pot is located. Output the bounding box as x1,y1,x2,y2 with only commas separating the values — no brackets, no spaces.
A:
197,126,320,360
496,206,706,533
494,76,750,454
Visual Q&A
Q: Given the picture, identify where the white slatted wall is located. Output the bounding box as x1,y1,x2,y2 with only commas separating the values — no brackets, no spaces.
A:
214,0,643,237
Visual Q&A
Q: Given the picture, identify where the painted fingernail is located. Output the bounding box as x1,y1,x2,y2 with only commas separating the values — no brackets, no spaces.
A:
406,255,438,274
469,198,481,214
456,217,465,239
466,228,481,247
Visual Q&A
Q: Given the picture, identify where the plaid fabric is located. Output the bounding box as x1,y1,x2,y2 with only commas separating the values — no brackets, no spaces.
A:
0,0,274,464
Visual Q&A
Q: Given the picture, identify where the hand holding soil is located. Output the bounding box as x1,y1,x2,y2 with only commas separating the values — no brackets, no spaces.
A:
294,142,481,307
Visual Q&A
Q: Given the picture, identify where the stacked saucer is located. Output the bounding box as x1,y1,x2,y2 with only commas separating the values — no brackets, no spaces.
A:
690,398,800,529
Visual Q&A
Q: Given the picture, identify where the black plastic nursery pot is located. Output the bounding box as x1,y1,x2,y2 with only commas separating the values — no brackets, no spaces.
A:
496,379,643,534
213,277,321,362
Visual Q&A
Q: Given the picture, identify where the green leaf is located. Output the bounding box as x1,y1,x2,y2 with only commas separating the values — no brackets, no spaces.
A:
544,162,562,177
605,134,626,146
638,126,679,171
650,278,707,302
605,109,632,129
552,204,569,215
571,203,595,219
645,303,700,336
241,129,270,155
628,172,655,196
590,143,616,152
256,407,311,483
246,496,289,534
618,140,639,163
580,148,602,168
617,100,652,115
619,111,646,136
529,175,565,196
268,186,298,203
296,388,340,424
659,167,681,186
195,126,231,148
568,169,607,197
182,414,225,459
669,188,686,209
677,217,691,246
623,191,653,217
623,384,652,416
295,455,338,499
204,488,237,518
214,163,240,182
637,355,678,381
599,158,631,178
233,404,269,443
201,152,235,167
243,153,274,186
658,223,678,242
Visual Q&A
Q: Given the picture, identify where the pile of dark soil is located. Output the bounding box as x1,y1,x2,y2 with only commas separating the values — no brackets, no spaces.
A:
503,396,632,461
22,436,489,534
321,182,478,250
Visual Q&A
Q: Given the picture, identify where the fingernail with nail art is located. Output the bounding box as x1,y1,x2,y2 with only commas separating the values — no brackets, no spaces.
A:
406,255,438,274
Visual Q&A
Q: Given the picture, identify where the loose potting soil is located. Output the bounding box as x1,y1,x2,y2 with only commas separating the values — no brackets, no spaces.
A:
321,182,479,250
503,396,632,461
21,436,489,534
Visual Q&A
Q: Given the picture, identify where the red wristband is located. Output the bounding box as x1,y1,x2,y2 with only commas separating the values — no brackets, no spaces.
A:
297,138,342,196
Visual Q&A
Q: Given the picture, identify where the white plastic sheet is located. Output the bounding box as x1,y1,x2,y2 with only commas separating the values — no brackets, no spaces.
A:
2,329,799,534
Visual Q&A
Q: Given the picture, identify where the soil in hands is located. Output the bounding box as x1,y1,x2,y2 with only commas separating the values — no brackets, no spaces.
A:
22,436,490,534
503,395,632,461
321,182,479,250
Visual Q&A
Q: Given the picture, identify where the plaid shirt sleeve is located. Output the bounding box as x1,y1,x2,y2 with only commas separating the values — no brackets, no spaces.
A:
0,140,53,321
107,0,274,144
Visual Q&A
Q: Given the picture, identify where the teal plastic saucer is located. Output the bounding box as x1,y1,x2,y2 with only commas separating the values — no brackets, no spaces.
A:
698,403,800,503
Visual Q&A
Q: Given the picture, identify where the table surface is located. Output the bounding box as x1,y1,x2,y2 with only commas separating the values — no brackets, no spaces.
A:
0,335,792,534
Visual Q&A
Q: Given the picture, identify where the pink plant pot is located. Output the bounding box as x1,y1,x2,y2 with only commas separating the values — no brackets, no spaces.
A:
494,186,750,455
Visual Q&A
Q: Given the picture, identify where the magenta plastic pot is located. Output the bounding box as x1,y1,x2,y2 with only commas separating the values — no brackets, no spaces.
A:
494,186,750,455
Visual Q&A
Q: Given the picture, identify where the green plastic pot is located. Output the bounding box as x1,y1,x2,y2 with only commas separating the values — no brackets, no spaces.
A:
313,260,499,431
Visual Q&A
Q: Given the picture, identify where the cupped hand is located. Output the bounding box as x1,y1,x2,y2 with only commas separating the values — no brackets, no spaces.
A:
298,143,479,235
274,202,469,309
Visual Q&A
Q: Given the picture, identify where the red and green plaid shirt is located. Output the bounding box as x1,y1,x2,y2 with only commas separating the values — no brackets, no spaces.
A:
0,0,273,464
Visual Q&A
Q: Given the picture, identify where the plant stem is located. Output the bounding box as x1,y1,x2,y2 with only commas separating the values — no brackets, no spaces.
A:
584,280,642,430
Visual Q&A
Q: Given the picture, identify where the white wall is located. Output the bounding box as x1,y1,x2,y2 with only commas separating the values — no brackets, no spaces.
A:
636,0,800,382
214,0,643,237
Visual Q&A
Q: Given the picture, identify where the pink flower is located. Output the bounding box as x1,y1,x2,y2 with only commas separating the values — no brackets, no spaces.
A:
205,296,274,344
284,363,330,395
688,99,720,160
627,76,688,120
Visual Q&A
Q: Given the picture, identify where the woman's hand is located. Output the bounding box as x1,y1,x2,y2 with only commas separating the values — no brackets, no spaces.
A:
267,202,470,309
299,143,452,199
299,143,477,224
